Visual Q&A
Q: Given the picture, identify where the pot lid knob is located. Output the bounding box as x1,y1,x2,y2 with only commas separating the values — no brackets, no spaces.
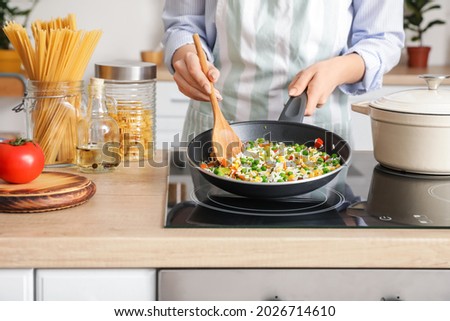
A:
419,74,450,90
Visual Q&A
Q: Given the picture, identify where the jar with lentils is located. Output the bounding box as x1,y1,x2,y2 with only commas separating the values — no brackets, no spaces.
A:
95,61,156,161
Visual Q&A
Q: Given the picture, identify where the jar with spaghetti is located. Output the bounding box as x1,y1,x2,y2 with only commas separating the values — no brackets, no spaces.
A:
24,80,84,166
95,61,157,161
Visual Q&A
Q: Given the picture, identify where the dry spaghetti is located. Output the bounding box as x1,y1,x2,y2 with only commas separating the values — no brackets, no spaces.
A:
3,14,102,165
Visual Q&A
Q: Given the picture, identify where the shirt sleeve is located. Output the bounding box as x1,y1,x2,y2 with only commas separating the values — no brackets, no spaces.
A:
339,0,405,95
162,0,214,74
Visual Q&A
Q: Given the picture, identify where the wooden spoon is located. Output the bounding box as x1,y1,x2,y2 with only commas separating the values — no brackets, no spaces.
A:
192,33,243,164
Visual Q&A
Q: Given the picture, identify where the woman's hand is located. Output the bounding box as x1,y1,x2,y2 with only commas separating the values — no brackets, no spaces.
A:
171,44,222,101
288,53,365,115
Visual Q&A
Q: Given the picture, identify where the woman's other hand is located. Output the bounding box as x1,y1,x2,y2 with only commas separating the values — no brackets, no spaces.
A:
288,53,365,115
172,44,222,101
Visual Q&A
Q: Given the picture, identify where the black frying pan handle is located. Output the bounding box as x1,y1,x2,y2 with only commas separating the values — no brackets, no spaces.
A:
278,92,307,123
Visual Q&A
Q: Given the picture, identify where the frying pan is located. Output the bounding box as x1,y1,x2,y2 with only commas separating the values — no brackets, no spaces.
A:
187,93,352,198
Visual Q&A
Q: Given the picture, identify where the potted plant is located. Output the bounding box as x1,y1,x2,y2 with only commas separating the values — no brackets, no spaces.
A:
403,0,446,68
0,0,38,73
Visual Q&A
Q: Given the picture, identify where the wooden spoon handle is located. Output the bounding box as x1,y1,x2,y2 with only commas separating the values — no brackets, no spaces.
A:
192,33,221,116
193,33,209,76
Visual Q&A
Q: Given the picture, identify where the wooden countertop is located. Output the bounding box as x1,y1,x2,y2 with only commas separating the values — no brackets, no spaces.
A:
1,150,450,269
383,65,450,86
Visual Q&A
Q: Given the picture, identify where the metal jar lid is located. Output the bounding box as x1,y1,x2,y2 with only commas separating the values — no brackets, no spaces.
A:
95,60,157,81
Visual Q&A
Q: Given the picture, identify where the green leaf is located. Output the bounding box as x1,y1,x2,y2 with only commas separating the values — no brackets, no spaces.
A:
405,0,428,11
422,20,446,33
408,14,424,26
422,4,441,13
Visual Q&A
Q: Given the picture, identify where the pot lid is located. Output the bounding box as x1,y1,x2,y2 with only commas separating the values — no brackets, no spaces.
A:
370,74,450,115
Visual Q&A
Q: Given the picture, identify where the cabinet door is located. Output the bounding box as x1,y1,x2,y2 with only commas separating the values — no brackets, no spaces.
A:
0,269,34,301
156,81,189,149
36,269,156,301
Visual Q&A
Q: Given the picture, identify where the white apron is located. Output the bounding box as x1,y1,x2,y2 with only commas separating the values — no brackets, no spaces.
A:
182,0,354,145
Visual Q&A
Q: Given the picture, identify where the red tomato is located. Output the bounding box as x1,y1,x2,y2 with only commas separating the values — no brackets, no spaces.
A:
0,138,45,184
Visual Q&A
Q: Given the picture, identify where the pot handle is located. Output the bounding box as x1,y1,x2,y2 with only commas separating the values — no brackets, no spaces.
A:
351,101,371,116
278,92,307,123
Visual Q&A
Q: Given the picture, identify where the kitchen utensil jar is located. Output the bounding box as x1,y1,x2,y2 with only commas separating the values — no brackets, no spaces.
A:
95,61,157,161
23,80,84,166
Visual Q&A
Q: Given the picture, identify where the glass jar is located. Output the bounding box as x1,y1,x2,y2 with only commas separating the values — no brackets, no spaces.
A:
95,61,157,161
24,80,84,166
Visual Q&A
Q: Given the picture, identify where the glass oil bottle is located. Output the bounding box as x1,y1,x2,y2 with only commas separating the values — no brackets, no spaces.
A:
76,77,121,173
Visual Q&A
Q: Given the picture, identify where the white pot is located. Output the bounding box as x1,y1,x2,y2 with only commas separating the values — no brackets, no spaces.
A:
352,74,450,175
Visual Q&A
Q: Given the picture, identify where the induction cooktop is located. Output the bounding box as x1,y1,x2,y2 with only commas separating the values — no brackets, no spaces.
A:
165,149,450,228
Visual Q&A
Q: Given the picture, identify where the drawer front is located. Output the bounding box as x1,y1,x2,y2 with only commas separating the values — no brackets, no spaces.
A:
158,269,450,301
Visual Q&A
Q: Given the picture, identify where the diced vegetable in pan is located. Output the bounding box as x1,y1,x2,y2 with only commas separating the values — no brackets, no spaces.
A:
201,138,341,183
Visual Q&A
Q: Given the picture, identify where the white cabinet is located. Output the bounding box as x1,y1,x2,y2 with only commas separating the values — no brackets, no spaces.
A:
156,81,190,149
36,269,156,301
0,269,34,301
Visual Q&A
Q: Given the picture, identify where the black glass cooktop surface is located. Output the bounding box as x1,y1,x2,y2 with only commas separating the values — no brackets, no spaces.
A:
165,150,450,228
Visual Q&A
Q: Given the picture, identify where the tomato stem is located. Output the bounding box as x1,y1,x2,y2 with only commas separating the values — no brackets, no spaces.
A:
7,137,35,146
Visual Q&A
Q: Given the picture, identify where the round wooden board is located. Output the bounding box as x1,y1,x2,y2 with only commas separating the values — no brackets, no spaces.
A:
0,171,96,213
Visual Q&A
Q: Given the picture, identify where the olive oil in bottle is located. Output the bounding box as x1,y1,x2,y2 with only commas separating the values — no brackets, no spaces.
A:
77,78,120,173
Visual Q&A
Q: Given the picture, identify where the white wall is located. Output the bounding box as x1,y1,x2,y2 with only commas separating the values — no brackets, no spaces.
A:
28,0,165,81
27,0,450,77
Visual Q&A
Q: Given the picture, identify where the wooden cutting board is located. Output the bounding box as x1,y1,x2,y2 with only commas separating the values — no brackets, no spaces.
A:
0,172,96,213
